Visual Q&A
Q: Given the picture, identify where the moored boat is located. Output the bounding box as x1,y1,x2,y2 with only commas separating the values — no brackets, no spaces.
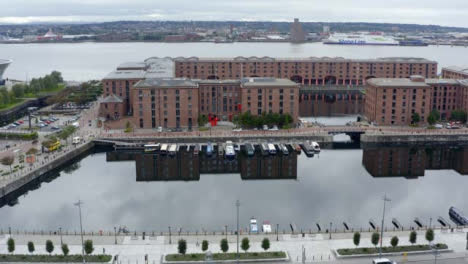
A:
280,144,289,155
168,144,177,156
268,143,276,155
245,143,255,156
311,142,321,152
144,143,160,153
206,143,213,156
300,142,314,157
225,141,236,159
160,144,168,155
260,143,269,156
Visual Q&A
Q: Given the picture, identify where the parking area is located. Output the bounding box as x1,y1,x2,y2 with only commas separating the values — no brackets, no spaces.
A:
1,113,81,134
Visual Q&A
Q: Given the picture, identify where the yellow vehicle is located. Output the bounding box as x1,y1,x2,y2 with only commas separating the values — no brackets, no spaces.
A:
47,141,61,152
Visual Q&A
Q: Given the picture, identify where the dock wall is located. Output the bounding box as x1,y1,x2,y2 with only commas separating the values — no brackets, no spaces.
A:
361,133,468,144
0,141,95,199
96,134,334,144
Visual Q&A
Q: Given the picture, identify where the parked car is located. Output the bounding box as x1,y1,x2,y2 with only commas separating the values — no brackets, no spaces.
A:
372,258,396,264
17,120,24,124
233,128,242,132
263,125,269,130
270,125,279,131
51,126,60,130
434,124,443,129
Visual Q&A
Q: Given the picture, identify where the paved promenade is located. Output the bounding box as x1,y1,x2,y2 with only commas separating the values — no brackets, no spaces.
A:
0,228,467,263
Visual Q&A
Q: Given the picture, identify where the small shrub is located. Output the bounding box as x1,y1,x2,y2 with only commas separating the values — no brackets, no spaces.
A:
7,238,15,253
45,240,54,255
84,240,94,255
202,240,208,252
177,239,187,255
220,238,229,253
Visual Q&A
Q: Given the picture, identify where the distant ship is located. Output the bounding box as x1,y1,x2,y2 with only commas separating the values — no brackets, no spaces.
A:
398,39,429,46
323,33,399,46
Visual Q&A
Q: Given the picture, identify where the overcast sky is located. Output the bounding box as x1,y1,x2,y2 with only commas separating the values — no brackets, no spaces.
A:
0,0,467,28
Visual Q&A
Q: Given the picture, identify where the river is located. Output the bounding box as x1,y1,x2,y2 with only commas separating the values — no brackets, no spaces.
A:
1,42,468,81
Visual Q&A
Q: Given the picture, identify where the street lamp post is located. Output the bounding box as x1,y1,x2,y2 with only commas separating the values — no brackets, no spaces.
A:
59,227,63,246
114,227,117,245
225,225,228,240
74,200,85,264
329,222,332,239
236,200,240,263
169,226,172,244
276,224,279,241
379,194,391,259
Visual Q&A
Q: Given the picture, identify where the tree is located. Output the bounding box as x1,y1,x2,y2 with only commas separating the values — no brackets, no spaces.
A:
412,112,421,124
84,240,94,255
27,241,35,254
26,148,38,155
427,113,437,125
261,238,270,251
371,232,380,248
390,236,399,249
450,109,468,123
198,115,209,126
430,109,440,120
220,238,229,253
178,239,187,255
353,232,361,247
241,237,250,252
7,238,15,254
45,240,54,255
62,244,69,256
202,240,209,252
12,84,25,98
1,155,14,173
409,231,417,245
425,229,434,244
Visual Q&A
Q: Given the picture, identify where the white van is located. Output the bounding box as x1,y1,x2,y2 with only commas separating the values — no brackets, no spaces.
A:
72,136,82,145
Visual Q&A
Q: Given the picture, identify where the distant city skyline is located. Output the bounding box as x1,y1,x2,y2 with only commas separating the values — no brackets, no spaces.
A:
1,0,468,28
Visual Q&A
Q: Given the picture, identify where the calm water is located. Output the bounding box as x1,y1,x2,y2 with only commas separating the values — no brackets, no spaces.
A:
1,144,467,232
1,42,468,81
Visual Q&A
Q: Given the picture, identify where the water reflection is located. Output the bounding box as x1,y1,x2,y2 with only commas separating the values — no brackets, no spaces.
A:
362,144,468,178
106,146,298,181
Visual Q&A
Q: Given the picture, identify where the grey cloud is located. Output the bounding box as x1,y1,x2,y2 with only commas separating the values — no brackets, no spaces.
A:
0,0,467,27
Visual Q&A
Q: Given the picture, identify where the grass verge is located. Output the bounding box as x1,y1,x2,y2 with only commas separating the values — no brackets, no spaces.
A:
166,251,286,261
0,254,112,262
337,243,448,256
0,99,26,111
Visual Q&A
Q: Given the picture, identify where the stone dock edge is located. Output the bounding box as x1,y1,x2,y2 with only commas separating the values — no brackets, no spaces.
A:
0,141,95,199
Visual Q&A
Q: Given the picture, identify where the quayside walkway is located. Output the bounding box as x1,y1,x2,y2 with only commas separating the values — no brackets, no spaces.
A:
0,228,467,263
